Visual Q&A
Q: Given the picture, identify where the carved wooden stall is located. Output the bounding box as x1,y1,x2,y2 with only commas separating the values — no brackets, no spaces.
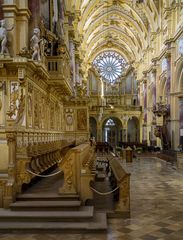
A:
58,143,96,203
16,140,75,193
108,156,130,217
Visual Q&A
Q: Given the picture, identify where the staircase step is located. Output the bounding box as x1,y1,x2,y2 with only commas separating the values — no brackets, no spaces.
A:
16,193,80,201
0,206,94,222
10,200,81,211
0,212,107,233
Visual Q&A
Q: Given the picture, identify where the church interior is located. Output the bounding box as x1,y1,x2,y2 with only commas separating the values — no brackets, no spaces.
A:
0,0,183,239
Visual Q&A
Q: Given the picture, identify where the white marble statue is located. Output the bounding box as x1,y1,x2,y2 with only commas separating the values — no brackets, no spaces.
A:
30,28,41,61
0,19,14,55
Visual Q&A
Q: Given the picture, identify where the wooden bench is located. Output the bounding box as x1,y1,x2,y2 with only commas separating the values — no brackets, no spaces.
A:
109,157,130,216
16,141,75,192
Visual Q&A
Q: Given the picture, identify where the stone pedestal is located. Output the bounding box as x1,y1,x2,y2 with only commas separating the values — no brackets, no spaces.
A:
126,148,133,163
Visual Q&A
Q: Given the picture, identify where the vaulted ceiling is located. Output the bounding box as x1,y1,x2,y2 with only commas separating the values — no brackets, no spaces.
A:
70,0,168,68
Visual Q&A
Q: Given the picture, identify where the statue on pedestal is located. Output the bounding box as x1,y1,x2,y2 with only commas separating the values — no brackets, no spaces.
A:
30,28,41,61
0,19,14,55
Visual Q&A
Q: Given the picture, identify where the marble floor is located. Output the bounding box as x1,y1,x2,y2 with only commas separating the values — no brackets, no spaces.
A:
0,157,183,240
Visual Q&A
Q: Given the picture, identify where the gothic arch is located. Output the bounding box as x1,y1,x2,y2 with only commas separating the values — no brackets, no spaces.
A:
102,117,123,147
175,58,183,92
127,116,140,143
89,116,97,140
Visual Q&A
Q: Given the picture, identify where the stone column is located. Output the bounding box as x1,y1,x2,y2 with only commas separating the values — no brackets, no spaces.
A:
166,54,171,107
75,49,82,85
179,98,183,145
123,128,127,142
151,68,157,146
142,79,147,144
165,53,172,146
97,123,102,142
137,81,140,106
69,37,76,87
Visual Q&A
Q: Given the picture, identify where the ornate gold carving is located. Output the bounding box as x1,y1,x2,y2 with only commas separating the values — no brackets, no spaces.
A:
77,109,87,130
65,158,74,190
75,83,87,97
16,89,25,125
121,177,129,206
19,47,31,58
7,82,19,119
16,159,31,189
59,155,76,193
6,133,16,144
40,95,46,129
34,90,40,128
66,114,73,125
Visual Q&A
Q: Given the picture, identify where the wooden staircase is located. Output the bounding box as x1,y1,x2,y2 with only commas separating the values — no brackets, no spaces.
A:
0,193,107,233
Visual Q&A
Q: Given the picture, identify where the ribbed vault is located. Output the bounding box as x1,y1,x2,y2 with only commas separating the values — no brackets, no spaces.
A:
71,0,164,70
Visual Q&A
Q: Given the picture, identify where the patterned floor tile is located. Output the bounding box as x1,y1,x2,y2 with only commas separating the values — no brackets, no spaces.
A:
0,156,183,240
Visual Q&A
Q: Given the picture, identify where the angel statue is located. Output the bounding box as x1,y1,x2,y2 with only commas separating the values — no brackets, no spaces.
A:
0,19,14,55
30,28,42,61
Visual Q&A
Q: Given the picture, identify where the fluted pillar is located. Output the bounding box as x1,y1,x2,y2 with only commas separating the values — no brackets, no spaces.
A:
151,68,157,146
165,53,172,146
166,54,171,109
142,79,147,144
75,49,81,84
179,98,183,146
69,38,76,86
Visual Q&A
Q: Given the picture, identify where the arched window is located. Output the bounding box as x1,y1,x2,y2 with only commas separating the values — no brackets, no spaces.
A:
105,118,115,126
93,51,127,84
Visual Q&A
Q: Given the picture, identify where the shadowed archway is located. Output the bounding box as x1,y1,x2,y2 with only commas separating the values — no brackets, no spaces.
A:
127,117,140,143
102,117,122,147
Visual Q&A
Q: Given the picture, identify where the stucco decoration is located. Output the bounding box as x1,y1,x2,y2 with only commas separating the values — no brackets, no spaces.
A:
77,109,87,130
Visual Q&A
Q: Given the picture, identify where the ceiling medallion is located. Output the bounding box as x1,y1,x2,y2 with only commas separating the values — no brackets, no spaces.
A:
107,41,113,48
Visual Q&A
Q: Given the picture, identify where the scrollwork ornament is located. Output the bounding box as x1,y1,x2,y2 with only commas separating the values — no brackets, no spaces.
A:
6,133,16,144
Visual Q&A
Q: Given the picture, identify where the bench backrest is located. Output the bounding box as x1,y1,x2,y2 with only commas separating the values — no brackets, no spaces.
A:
109,158,130,182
